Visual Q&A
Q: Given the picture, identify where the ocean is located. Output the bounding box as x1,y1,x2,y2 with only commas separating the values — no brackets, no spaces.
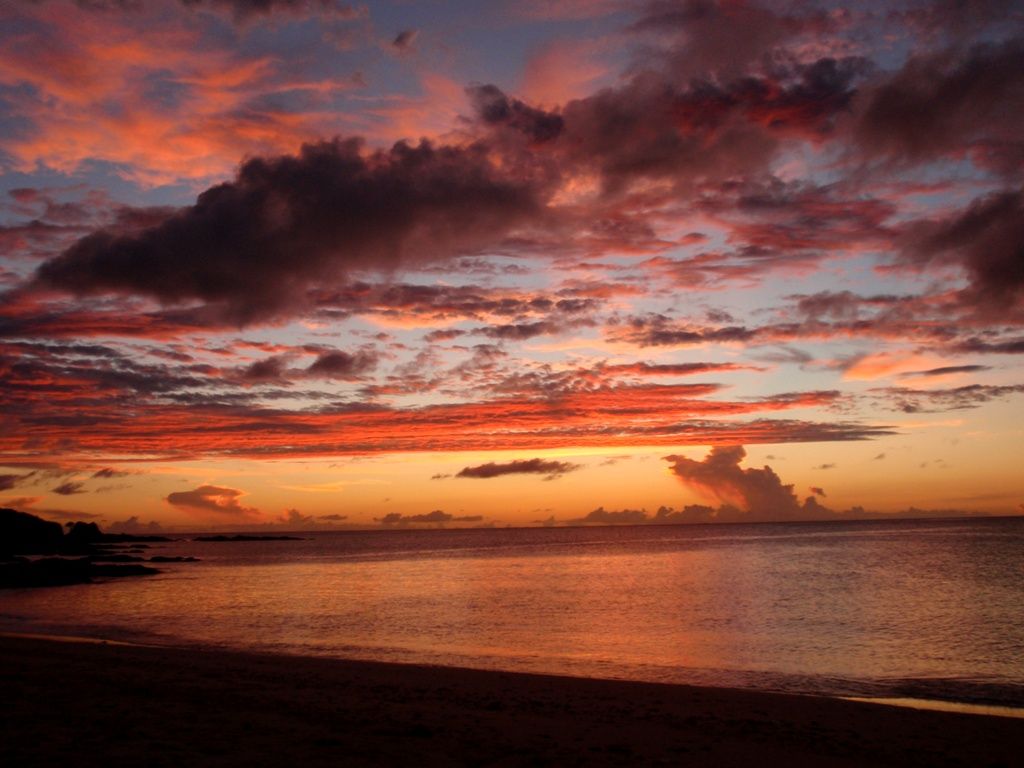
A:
3,517,1023,708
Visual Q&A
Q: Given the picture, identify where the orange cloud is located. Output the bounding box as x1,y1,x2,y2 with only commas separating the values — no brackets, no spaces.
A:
0,3,361,185
165,485,259,518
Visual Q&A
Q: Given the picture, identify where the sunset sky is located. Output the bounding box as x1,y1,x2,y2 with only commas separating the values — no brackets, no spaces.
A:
1,0,1022,530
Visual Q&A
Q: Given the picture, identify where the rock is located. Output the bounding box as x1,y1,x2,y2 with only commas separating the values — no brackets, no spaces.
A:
0,510,188,588
0,557,92,588
0,508,64,555
88,563,159,578
98,534,172,543
63,521,104,550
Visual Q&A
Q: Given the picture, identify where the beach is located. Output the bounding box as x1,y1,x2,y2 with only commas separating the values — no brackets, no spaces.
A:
3,635,1021,767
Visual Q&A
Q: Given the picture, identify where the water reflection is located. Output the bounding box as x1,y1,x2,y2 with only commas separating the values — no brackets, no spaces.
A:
2,518,1022,704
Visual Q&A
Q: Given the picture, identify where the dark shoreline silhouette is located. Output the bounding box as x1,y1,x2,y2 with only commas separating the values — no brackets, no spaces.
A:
0,509,187,588
2,634,1021,767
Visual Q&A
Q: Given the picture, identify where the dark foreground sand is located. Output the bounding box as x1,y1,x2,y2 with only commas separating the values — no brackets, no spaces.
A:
2,635,1021,767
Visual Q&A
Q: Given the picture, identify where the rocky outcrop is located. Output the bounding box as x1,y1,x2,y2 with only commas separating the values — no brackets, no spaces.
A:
0,509,183,589
0,508,64,556
0,557,159,588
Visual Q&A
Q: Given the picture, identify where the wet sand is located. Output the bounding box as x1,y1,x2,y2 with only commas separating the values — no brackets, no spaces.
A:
2,634,1021,767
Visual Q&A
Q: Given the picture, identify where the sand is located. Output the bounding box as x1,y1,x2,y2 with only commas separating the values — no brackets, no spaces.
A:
2,634,1021,767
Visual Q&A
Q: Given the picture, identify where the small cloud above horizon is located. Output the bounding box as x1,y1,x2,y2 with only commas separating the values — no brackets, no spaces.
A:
375,509,484,526
166,485,260,519
456,458,581,480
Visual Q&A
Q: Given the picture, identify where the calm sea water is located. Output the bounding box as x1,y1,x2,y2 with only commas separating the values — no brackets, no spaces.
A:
3,517,1023,706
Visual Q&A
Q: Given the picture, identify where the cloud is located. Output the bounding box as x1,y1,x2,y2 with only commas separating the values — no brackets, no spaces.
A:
810,486,826,497
240,356,291,384
180,0,362,21
375,509,483,526
569,506,649,525
72,0,360,16
455,458,581,480
36,138,552,324
468,84,566,145
853,38,1024,174
278,508,314,526
51,481,87,495
900,188,1024,310
664,445,832,522
631,0,840,81
608,314,758,347
165,484,259,517
899,365,991,378
91,467,130,479
0,474,28,491
391,29,418,53
106,515,165,534
306,349,378,379
873,384,1024,413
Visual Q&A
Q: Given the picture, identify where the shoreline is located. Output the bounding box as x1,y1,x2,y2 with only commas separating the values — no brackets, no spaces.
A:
5,628,1024,719
4,634,1023,766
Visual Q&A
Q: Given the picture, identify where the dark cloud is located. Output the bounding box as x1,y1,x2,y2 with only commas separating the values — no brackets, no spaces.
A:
468,84,565,144
51,480,86,495
106,515,165,534
954,337,1024,355
423,329,465,343
0,473,28,491
569,506,649,525
889,0,1017,40
240,356,291,384
900,188,1024,309
631,0,840,81
278,508,315,527
179,0,362,21
456,458,582,479
91,467,131,479
608,314,757,347
318,513,347,521
476,320,566,341
791,290,915,322
873,383,1024,413
899,365,991,378
37,138,551,324
375,509,483,526
69,0,363,19
306,349,378,379
165,485,259,517
854,38,1024,174
391,29,418,52
469,50,862,203
664,445,832,522
810,486,826,497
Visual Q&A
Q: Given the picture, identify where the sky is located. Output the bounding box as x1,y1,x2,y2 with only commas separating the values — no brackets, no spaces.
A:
0,0,1022,531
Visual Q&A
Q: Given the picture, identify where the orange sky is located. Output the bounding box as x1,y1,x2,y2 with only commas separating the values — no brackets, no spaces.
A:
1,0,1022,530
